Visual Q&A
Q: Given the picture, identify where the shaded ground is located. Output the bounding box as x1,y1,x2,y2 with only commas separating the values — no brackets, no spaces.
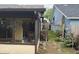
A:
38,30,76,54
38,41,76,54
45,41,62,54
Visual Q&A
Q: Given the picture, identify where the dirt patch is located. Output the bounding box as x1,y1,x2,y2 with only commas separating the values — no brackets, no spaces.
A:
38,41,76,54
38,41,61,54
46,41,61,54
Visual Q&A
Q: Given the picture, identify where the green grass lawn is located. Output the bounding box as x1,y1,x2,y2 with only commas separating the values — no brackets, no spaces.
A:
48,30,57,41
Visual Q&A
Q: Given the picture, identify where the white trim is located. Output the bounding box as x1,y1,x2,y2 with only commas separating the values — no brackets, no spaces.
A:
67,17,79,19
55,5,79,19
54,5,68,18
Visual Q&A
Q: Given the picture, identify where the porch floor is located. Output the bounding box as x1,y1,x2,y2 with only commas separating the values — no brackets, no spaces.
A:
0,44,35,54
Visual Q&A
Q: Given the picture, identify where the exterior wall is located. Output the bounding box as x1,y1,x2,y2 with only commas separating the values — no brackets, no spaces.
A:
70,20,79,37
64,19,79,37
51,8,63,32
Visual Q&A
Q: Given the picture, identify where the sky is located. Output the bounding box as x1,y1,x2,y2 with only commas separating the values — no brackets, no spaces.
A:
0,0,53,4
0,0,79,8
0,0,53,8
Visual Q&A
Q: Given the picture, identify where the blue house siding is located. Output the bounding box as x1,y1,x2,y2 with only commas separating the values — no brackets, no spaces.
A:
70,20,79,36
51,8,63,32
54,8,63,25
64,19,79,36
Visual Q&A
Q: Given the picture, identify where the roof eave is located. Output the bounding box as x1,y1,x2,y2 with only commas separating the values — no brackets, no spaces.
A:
54,5,79,20
0,8,45,12
54,5,68,18
67,17,79,19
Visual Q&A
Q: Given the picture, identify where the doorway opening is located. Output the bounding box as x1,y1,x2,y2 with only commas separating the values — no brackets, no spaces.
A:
23,19,35,44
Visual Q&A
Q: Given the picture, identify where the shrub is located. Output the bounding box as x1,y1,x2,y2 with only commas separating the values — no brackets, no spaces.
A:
54,37,64,42
53,30,63,42
61,35,74,47
73,35,79,50
55,30,62,37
